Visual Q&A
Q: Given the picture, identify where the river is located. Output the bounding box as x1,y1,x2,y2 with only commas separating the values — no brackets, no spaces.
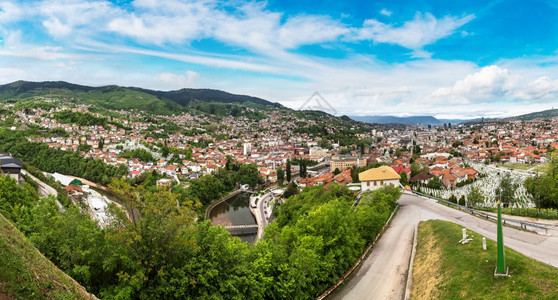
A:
209,192,257,243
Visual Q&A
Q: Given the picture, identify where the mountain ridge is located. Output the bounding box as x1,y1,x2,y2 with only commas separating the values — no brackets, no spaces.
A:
0,80,279,109
349,115,474,125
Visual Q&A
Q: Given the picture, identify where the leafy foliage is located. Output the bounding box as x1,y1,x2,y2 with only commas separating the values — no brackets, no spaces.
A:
1,166,401,299
118,148,155,163
51,110,108,127
524,158,558,209
0,129,128,185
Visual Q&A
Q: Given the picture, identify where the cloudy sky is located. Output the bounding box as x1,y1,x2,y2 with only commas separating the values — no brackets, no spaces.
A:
1,0,558,119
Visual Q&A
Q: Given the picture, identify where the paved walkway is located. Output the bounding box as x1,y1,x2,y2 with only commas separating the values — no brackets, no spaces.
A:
331,193,558,300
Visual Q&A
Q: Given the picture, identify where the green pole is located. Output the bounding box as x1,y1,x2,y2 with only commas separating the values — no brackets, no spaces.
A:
496,199,506,275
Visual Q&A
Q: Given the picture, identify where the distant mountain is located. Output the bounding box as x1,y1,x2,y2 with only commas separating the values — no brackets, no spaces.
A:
511,109,558,121
0,81,280,114
350,115,480,125
130,87,281,108
350,115,442,125
0,80,95,100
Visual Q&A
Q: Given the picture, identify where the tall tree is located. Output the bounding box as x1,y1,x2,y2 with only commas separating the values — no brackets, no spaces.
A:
399,171,408,186
496,172,518,207
333,168,341,175
106,179,196,298
467,185,484,207
286,159,292,182
277,167,285,186
524,158,558,209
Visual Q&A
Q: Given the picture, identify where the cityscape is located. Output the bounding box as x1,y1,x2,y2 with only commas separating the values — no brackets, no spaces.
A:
0,0,557,299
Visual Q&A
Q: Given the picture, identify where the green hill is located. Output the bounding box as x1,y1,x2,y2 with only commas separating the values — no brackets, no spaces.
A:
513,108,558,121
130,86,280,108
0,81,279,115
0,212,95,299
0,81,183,115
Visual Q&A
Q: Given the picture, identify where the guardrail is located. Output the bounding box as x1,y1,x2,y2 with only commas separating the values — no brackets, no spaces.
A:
410,190,549,235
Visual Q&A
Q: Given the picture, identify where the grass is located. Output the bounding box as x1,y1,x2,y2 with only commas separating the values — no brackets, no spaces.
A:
411,220,558,300
532,164,550,173
496,163,536,171
0,213,95,299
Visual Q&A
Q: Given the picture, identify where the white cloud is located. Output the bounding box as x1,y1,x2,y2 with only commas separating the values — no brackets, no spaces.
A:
108,0,210,44
354,12,475,51
39,0,120,37
424,65,519,104
514,76,558,100
380,9,392,17
278,15,349,49
156,71,199,88
0,1,23,24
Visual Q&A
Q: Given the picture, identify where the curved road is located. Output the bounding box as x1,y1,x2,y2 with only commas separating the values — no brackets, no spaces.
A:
331,192,558,300
22,170,65,212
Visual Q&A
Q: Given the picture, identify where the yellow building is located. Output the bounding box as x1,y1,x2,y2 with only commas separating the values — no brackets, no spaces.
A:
330,155,367,172
359,166,400,191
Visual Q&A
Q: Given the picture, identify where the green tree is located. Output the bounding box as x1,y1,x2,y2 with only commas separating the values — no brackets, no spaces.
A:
399,171,408,186
427,176,441,189
410,162,428,177
282,181,299,199
496,172,518,207
277,167,285,186
105,179,196,298
458,195,466,206
467,185,484,207
448,194,457,203
286,159,292,182
333,168,341,175
524,158,558,209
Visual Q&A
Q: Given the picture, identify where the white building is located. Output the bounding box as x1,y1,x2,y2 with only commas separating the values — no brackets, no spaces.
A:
243,142,252,155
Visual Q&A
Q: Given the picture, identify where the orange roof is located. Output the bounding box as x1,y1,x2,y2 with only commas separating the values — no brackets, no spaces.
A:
359,166,400,181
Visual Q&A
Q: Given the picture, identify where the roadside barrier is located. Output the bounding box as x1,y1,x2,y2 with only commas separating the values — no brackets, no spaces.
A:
411,190,549,235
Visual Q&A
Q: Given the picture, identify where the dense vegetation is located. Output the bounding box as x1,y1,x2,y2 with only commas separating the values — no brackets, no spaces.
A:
0,129,128,184
524,158,558,208
118,148,155,163
0,169,401,299
0,81,182,115
0,211,93,299
187,163,262,206
51,110,109,127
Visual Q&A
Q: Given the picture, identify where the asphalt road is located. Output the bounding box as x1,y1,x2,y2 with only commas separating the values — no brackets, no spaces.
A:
331,192,558,300
22,170,58,197
22,170,65,212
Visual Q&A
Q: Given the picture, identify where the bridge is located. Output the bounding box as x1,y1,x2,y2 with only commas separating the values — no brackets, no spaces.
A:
224,224,259,235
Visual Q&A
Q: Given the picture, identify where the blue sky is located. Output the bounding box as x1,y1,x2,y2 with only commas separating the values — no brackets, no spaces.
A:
1,0,558,118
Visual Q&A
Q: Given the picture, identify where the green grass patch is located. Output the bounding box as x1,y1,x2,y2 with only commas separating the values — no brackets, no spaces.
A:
412,220,558,300
0,213,94,299
496,163,536,171
532,164,550,173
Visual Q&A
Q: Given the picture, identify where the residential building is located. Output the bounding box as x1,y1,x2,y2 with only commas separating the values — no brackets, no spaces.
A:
359,166,400,192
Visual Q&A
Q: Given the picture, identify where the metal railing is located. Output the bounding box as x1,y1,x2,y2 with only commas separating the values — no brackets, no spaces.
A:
410,190,549,234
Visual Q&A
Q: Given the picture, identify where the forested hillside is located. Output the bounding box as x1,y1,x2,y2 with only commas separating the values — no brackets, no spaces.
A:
0,169,400,299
